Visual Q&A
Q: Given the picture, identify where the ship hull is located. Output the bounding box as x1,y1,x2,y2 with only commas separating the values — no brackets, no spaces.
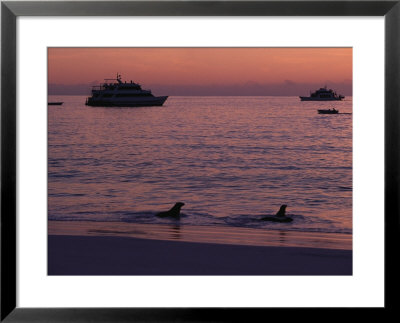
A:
86,96,168,107
300,96,344,101
318,109,339,114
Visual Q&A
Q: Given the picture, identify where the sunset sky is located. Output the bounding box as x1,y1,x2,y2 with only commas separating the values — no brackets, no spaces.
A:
48,48,352,96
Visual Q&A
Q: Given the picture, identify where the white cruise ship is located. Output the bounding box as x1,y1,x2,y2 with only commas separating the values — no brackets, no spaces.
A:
85,74,168,107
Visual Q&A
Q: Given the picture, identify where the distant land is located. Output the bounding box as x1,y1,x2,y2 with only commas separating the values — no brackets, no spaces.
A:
48,81,352,96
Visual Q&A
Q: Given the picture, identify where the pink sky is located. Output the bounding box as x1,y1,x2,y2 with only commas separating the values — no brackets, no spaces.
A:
48,48,352,95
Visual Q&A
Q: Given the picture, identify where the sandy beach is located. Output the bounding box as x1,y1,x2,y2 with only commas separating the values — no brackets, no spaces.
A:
48,222,352,275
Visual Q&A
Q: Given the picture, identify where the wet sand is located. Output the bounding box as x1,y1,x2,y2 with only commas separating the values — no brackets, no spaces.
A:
48,235,352,275
48,220,352,250
48,222,352,275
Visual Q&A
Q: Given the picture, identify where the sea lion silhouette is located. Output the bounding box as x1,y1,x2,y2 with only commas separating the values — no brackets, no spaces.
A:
155,202,185,219
261,205,293,222
275,205,287,217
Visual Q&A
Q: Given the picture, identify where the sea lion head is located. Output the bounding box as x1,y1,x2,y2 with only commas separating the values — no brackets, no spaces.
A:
276,205,287,217
175,202,185,208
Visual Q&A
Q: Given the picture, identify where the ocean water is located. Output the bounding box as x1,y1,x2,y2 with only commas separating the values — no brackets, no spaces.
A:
48,95,352,235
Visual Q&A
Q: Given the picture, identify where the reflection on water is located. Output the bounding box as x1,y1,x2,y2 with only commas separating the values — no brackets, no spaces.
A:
48,96,352,235
170,224,181,240
48,220,352,250
279,231,286,244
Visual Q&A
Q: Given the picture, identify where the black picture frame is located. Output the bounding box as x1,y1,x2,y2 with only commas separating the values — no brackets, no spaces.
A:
1,0,399,321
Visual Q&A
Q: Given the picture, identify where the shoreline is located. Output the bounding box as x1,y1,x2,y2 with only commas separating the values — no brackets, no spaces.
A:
48,234,352,275
49,220,352,250
48,221,352,275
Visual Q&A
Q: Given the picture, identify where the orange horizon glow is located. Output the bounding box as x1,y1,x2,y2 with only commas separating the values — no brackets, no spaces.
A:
48,48,352,86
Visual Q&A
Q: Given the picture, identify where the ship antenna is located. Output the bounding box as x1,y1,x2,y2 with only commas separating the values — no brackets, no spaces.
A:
116,73,122,84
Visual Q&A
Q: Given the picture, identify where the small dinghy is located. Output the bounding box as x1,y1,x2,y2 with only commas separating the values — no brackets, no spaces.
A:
318,108,338,114
48,102,63,105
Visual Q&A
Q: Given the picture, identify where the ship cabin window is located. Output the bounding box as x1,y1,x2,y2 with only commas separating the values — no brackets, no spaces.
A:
115,93,152,97
117,84,141,90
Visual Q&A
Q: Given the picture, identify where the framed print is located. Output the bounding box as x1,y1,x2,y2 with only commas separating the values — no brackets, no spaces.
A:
1,0,399,321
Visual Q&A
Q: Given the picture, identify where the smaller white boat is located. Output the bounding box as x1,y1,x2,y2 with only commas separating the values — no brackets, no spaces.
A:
318,108,339,114
300,86,344,101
